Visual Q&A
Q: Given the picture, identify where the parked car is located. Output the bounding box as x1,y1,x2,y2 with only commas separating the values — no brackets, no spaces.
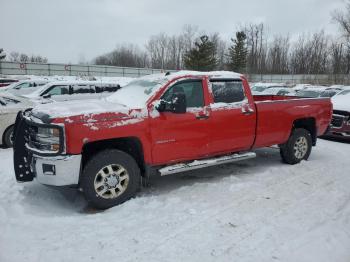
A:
260,87,296,96
327,89,350,138
250,83,287,95
13,71,332,209
293,84,312,91
2,79,49,95
0,78,18,88
23,81,122,102
296,86,342,98
0,93,34,147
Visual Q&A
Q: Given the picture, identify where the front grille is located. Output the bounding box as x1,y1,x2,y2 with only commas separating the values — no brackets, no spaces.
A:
331,115,345,128
22,116,65,156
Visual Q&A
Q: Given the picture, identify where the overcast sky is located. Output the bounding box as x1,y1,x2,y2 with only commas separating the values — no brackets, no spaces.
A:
0,0,345,63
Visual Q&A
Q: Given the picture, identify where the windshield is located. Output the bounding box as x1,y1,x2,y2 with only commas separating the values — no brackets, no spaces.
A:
251,86,267,92
106,77,168,107
320,90,337,97
337,90,350,96
296,90,321,98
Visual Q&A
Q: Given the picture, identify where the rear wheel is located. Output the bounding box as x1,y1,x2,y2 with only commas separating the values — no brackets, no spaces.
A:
81,149,141,209
3,126,14,148
280,128,312,165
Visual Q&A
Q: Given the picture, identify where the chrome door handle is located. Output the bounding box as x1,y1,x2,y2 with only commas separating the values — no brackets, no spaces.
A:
241,106,254,115
196,114,209,120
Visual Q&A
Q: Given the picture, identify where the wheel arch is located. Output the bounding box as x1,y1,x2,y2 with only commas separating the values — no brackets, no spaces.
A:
81,137,146,175
292,118,317,146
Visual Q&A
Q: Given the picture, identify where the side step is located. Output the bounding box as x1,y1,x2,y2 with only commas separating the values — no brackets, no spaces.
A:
159,152,256,176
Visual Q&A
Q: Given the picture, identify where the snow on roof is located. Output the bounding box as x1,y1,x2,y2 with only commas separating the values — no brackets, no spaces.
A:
107,71,243,108
251,82,286,87
165,70,242,80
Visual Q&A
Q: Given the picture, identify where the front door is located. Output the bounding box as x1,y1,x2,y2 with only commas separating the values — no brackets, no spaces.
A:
149,79,210,165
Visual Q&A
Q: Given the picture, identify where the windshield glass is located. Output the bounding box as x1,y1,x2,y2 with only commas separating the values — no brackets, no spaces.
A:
296,90,321,98
107,76,168,107
251,86,267,92
337,90,350,96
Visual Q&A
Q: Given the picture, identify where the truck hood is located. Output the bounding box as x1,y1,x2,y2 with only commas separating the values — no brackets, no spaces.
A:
332,96,350,112
31,99,146,123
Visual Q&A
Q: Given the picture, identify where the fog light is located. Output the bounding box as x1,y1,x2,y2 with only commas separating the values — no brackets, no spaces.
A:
42,164,56,176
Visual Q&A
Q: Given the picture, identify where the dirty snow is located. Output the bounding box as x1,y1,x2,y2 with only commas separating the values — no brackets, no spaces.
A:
0,139,350,262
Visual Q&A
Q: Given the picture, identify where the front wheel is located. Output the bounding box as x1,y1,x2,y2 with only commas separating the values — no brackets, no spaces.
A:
280,128,312,165
81,149,141,209
3,126,14,148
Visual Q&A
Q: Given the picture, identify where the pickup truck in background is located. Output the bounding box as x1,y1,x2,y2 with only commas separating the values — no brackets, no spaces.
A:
13,71,332,209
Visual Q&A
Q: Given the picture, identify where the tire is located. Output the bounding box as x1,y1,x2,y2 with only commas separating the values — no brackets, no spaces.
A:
81,149,141,209
3,126,14,148
280,128,312,165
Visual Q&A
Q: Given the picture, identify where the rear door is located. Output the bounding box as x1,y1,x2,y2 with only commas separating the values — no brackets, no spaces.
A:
149,78,211,165
207,79,256,155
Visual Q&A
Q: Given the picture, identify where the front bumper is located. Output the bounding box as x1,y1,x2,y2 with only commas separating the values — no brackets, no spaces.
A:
328,114,350,137
32,154,81,186
13,111,81,186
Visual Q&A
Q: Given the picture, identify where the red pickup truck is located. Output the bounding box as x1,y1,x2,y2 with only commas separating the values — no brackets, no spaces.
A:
13,71,332,209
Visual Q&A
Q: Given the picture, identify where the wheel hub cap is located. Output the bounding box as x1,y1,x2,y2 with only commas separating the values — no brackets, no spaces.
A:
105,175,119,188
94,164,130,199
294,137,308,159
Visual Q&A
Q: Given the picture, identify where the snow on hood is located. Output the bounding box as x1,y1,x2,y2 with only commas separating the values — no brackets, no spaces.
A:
31,99,130,119
332,94,350,112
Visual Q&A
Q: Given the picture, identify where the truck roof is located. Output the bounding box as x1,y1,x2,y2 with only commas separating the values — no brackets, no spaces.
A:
160,70,243,81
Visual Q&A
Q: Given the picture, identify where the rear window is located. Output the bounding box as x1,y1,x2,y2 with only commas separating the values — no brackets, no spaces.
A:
95,84,120,93
72,85,94,94
211,80,245,103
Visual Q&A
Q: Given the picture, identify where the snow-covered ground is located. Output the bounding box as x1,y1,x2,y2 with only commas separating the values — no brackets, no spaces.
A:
0,139,350,262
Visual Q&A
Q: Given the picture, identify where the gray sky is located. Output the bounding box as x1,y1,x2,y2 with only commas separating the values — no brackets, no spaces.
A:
0,0,345,63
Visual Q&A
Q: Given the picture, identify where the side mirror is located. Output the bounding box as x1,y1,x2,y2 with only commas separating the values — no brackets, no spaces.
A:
169,92,186,114
156,100,167,112
156,93,187,114
42,94,51,99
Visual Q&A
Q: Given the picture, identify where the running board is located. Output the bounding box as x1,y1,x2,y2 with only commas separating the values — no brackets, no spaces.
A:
159,152,256,176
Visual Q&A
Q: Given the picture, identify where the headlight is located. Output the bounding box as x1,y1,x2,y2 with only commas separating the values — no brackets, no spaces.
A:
33,127,61,152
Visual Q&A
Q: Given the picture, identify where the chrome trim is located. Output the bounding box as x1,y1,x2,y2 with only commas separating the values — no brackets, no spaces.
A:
33,154,81,186
159,152,256,176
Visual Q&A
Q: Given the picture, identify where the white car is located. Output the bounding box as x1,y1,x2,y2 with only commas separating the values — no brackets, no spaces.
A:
0,93,34,147
24,81,122,102
260,87,296,96
250,83,287,95
1,79,49,96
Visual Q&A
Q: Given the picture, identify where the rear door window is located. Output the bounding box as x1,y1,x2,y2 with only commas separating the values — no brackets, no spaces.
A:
44,85,70,96
210,80,245,103
72,85,94,94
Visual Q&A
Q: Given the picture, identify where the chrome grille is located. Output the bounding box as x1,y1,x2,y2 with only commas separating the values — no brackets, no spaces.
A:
331,115,345,128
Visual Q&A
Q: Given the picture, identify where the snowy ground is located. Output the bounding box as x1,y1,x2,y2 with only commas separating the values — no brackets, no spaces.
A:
0,139,350,262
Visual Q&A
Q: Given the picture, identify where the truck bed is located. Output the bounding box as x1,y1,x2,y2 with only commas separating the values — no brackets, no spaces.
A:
252,95,332,149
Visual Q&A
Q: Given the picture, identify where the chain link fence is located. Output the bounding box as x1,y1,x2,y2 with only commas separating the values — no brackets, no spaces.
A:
1,61,350,85
0,61,175,78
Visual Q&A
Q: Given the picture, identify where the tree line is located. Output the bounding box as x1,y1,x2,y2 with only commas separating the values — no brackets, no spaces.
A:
94,1,350,75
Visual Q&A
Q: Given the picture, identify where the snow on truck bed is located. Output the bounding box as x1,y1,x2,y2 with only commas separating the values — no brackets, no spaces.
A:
1,139,350,262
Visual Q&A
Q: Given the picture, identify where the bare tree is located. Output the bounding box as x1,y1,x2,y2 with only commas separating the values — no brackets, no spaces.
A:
333,1,350,38
9,51,20,62
266,35,290,74
95,44,149,68
242,23,268,74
